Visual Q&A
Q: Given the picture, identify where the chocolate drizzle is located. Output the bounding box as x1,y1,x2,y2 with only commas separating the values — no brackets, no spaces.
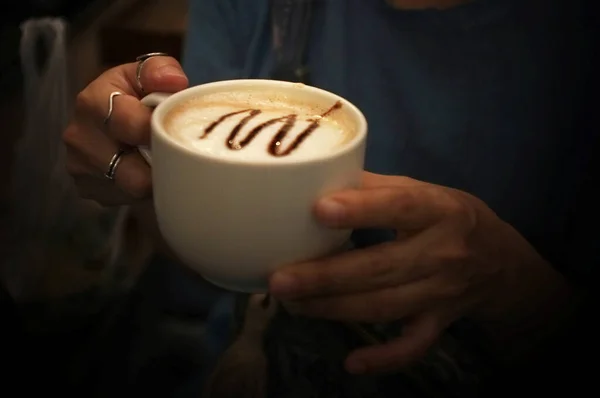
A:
200,101,343,157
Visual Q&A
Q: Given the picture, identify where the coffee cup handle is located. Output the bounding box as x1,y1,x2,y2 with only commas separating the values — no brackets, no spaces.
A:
138,92,173,165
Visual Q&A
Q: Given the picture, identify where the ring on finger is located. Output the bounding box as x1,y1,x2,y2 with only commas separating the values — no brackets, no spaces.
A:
135,52,169,93
104,91,123,125
105,147,133,181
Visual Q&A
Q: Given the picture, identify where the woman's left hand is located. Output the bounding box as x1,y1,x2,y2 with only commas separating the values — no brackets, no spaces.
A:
268,172,569,374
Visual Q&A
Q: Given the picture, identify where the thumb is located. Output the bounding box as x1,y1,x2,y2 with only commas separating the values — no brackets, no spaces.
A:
110,55,189,97
345,313,445,374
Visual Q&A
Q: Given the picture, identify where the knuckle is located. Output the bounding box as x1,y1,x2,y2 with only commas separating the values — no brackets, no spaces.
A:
369,298,398,322
440,240,471,265
431,241,472,298
390,188,415,212
388,189,418,224
423,239,471,274
363,253,395,279
442,193,478,233
62,124,79,146
440,191,464,215
75,89,94,113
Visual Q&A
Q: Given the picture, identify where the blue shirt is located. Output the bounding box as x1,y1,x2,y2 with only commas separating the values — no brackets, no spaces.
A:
182,0,596,281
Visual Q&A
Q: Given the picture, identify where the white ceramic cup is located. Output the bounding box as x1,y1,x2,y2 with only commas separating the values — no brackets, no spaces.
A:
139,79,367,293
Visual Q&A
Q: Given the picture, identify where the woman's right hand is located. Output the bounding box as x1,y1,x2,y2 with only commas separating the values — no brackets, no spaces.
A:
63,56,189,206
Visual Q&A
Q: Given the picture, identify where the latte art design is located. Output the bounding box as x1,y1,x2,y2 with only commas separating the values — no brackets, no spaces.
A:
200,101,343,157
164,91,354,163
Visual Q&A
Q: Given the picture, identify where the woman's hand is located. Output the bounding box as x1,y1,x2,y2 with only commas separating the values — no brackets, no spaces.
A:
63,56,188,206
269,172,571,374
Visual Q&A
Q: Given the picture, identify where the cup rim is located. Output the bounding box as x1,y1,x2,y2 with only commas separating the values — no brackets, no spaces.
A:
150,79,367,167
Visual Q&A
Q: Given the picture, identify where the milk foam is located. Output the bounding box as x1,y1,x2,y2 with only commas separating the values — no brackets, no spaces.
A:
164,91,353,163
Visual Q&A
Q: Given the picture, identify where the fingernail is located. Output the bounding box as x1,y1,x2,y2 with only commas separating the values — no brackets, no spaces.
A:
346,359,367,374
318,198,346,225
270,272,297,296
157,65,186,79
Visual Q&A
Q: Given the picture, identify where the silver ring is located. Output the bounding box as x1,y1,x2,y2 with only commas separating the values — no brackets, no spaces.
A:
104,91,122,125
104,148,131,181
135,52,169,92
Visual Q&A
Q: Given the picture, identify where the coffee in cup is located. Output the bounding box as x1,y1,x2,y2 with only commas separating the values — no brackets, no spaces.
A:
162,89,357,163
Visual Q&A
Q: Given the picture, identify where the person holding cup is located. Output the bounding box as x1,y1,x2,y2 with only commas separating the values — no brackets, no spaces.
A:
63,0,596,395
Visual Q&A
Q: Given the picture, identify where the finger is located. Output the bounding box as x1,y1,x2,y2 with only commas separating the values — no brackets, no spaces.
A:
269,240,434,299
110,150,153,200
283,276,445,323
66,149,123,205
315,185,452,230
64,122,152,200
121,55,189,97
101,55,188,98
66,146,131,205
345,313,445,374
361,171,420,189
76,90,153,145
74,56,188,145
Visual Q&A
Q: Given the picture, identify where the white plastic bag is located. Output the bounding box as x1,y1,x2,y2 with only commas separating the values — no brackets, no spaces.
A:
4,18,130,302
15,18,75,236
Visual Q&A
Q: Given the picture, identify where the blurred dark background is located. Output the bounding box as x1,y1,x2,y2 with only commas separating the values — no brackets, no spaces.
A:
0,0,187,247
0,1,224,396
0,0,185,95
1,0,115,93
